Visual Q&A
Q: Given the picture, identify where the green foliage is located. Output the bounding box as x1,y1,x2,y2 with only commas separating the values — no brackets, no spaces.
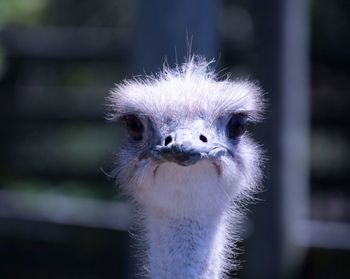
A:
0,0,49,25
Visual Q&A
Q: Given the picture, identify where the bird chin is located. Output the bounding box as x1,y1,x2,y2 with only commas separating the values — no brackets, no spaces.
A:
153,159,222,177
136,160,229,218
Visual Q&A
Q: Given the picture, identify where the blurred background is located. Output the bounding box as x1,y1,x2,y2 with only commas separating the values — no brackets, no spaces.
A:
0,0,349,278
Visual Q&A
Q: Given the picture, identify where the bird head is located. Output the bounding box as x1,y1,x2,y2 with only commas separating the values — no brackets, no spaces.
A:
108,57,264,218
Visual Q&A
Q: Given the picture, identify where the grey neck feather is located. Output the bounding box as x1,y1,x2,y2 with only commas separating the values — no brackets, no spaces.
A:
146,211,228,279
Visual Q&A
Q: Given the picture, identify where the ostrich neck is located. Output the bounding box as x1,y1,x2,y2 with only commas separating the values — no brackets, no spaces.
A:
146,211,228,279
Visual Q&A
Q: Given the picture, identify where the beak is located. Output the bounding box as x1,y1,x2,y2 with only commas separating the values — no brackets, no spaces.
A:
150,127,225,166
157,144,202,166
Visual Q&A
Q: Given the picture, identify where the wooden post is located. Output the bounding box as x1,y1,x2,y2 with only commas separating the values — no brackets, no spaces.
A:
245,0,310,278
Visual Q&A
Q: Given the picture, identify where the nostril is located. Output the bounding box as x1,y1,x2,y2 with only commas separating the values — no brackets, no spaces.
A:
199,134,208,143
164,136,172,146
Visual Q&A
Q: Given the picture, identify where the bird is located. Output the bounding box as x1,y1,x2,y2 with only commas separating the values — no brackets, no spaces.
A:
108,56,265,279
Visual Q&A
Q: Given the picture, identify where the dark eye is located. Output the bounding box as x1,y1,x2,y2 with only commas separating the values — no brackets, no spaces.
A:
226,113,247,139
124,115,144,141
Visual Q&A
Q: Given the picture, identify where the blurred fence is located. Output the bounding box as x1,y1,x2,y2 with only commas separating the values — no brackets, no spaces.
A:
0,22,134,279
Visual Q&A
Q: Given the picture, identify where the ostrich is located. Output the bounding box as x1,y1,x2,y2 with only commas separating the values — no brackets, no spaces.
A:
108,56,264,279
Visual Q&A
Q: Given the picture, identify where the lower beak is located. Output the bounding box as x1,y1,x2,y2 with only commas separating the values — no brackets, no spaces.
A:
156,145,202,166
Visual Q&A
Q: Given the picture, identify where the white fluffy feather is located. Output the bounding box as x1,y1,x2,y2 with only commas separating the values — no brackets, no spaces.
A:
108,56,265,279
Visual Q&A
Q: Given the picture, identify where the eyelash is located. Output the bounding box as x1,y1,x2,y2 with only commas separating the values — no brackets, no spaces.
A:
226,113,248,139
124,115,144,141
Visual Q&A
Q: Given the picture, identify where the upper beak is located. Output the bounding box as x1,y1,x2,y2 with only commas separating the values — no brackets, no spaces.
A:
150,127,227,166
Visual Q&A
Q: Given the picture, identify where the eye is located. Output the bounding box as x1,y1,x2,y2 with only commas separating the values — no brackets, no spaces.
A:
226,113,247,139
124,115,144,141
